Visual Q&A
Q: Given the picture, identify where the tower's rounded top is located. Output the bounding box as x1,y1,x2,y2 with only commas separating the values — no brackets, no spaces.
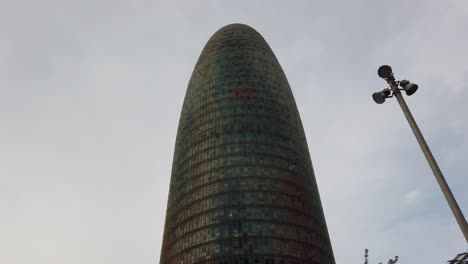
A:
200,23,268,57
217,23,256,31
211,23,260,37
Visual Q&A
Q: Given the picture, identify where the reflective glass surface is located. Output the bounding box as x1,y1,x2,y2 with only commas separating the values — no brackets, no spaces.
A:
160,24,335,264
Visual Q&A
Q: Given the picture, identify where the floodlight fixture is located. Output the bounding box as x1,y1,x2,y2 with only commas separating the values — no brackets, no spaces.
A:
399,79,418,96
372,88,391,104
378,65,393,79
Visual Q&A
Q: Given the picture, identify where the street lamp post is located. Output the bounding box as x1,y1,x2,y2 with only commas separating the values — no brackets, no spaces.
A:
372,65,468,244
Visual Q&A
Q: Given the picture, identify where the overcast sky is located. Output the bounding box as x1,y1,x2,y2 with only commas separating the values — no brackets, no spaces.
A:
1,0,467,263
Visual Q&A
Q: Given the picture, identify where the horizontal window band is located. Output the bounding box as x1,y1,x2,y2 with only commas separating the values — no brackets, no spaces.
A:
168,163,315,200
164,235,332,263
174,141,303,170
162,218,329,251
165,187,319,222
163,203,322,238
167,175,314,209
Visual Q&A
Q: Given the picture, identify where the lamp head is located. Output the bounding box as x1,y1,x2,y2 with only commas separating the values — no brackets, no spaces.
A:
378,65,393,79
399,79,418,95
372,88,392,104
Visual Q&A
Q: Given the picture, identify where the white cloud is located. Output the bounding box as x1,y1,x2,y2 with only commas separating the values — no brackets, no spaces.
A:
404,190,422,205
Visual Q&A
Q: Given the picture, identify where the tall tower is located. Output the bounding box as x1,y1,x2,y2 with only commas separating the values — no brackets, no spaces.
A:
160,24,335,264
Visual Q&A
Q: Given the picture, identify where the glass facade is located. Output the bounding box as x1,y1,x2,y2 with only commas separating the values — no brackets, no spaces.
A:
160,24,335,264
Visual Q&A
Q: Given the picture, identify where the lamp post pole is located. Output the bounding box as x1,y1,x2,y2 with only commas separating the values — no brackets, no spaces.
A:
374,65,468,244
391,84,468,244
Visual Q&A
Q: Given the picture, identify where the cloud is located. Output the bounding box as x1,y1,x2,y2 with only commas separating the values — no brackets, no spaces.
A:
1,1,467,264
404,190,422,206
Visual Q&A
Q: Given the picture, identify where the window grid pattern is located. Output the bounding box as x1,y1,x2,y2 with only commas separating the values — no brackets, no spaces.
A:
160,24,335,264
